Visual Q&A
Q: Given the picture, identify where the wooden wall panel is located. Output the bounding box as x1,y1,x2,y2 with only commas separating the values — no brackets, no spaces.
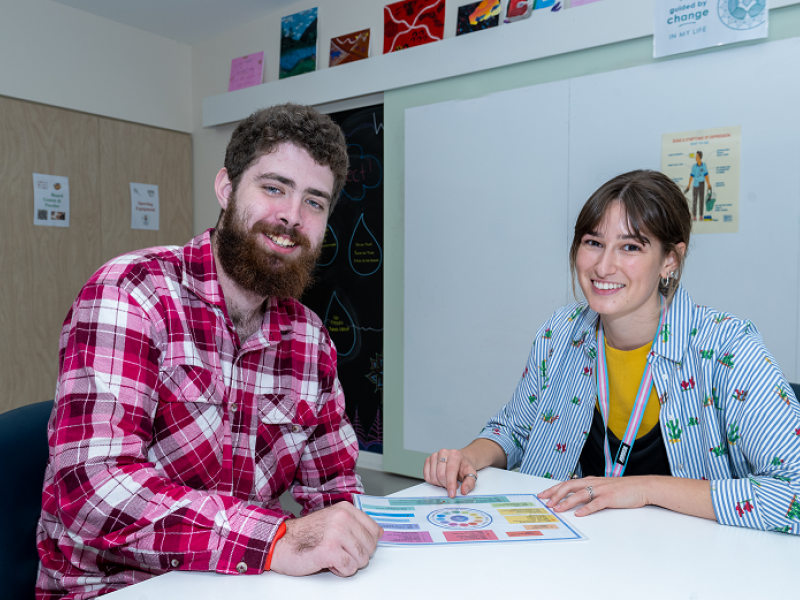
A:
0,97,192,414
99,119,192,260
0,97,101,412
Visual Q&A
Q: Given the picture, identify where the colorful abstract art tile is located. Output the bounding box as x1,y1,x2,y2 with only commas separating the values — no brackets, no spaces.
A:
456,0,501,36
280,7,318,79
505,0,532,22
383,0,445,54
330,29,371,67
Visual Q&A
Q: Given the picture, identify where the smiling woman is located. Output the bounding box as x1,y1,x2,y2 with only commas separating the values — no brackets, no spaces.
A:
423,169,800,536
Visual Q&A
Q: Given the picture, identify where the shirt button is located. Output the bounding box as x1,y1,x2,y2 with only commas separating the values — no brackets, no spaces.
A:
236,562,248,574
292,424,301,433
230,403,238,413
171,559,180,568
662,373,668,381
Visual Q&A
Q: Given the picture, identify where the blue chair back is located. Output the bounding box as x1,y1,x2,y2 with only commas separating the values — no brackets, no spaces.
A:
0,400,54,600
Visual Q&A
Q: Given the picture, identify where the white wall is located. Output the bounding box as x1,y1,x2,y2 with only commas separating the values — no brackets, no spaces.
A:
0,0,192,132
191,0,423,235
189,0,574,233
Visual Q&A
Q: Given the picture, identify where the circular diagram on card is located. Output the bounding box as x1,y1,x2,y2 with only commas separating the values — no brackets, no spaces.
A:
427,508,492,530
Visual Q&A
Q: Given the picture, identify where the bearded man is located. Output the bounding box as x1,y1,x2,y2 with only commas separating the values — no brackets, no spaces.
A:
36,104,382,600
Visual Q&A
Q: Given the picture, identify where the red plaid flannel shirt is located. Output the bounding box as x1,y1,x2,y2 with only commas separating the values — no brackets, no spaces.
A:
36,231,363,599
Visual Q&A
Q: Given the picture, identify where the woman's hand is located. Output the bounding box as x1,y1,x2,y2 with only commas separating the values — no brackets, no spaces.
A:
538,476,650,517
423,449,479,498
538,475,715,520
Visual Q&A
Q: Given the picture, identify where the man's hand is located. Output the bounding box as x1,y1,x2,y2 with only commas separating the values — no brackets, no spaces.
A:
268,502,383,577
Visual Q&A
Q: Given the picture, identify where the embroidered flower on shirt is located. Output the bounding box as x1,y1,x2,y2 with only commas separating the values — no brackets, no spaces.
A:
775,385,790,406
666,419,682,443
787,495,800,521
540,409,559,424
735,500,753,517
717,353,735,369
710,445,727,457
727,421,741,444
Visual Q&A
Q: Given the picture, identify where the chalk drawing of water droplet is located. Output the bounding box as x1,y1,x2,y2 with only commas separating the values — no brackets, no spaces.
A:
317,225,339,267
348,213,382,276
323,291,360,360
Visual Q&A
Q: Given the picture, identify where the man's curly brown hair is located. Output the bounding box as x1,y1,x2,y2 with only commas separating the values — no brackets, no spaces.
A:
224,103,349,212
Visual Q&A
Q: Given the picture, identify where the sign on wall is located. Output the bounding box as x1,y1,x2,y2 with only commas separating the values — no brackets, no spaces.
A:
33,173,70,227
654,0,768,58
661,125,741,234
130,183,160,230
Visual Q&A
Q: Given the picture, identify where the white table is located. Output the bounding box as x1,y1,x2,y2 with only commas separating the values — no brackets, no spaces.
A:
107,468,796,599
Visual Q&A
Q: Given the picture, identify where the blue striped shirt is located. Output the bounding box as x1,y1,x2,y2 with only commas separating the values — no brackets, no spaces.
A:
477,285,800,534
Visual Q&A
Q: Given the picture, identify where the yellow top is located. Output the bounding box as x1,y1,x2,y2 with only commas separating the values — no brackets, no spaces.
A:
604,338,660,440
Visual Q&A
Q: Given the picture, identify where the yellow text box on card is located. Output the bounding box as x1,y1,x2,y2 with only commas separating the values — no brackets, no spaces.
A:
503,514,559,524
497,508,549,515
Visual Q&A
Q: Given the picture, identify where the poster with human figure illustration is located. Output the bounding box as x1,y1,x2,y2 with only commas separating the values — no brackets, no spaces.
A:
661,125,741,234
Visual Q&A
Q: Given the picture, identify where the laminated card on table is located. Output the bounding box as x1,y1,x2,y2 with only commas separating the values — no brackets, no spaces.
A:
354,494,586,546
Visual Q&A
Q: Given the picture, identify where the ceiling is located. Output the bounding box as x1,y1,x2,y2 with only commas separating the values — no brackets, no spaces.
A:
51,0,302,45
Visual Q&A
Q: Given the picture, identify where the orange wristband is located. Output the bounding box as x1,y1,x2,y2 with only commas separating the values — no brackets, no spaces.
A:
264,521,287,572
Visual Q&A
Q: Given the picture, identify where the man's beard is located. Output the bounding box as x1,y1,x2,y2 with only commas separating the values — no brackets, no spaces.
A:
215,196,321,300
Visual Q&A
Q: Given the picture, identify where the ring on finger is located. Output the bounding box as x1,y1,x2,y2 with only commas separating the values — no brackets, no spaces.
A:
438,458,447,463
464,473,477,482
585,486,594,502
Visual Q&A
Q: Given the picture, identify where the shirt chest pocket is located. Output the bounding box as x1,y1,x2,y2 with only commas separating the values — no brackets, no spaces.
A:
150,365,227,487
257,392,319,463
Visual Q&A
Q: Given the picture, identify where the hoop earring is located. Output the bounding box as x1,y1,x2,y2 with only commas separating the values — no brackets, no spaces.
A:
660,271,675,287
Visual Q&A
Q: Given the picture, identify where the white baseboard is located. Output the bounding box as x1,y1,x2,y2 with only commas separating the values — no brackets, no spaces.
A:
356,451,383,471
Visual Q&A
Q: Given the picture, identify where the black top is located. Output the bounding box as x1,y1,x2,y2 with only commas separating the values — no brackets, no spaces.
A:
579,405,671,477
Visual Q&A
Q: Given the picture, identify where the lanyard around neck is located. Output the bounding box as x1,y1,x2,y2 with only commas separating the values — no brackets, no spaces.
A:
595,299,667,477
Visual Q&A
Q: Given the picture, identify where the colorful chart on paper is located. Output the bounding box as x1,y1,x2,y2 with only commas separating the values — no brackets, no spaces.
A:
383,0,445,54
354,494,586,546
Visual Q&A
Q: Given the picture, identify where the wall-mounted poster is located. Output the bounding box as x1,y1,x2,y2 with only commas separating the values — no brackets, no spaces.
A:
661,125,741,234
130,183,160,230
228,52,264,92
456,0,501,36
384,0,445,53
33,173,69,227
280,7,318,78
301,105,384,454
654,0,768,58
330,29,370,66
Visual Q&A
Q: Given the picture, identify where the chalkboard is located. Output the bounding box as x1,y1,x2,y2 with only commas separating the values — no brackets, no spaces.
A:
302,104,384,453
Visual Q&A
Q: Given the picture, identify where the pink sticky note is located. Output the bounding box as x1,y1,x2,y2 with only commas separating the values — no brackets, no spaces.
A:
229,52,264,92
381,531,433,544
443,530,499,542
